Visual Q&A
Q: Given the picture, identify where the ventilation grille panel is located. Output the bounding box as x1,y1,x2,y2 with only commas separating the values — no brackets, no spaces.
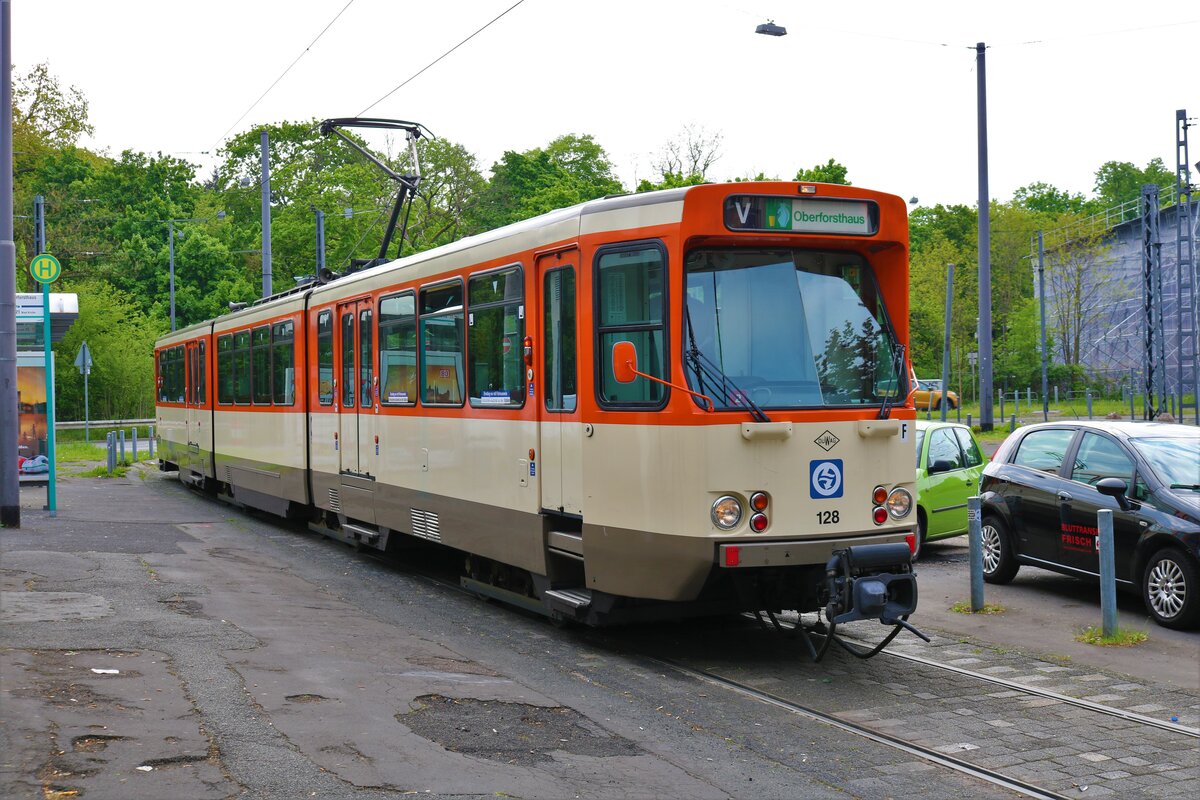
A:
410,509,441,542
328,488,342,513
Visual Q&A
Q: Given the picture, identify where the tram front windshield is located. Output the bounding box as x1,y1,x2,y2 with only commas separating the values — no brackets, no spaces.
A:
684,248,902,409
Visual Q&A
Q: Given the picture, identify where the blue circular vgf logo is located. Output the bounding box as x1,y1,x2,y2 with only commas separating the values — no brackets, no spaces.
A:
810,459,844,498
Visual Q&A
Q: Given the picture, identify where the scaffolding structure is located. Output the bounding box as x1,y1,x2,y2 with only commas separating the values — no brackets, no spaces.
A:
1032,112,1198,421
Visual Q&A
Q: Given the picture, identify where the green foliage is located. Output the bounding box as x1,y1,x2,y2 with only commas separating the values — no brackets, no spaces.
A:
469,134,623,230
1011,181,1091,215
54,280,165,421
1093,158,1176,208
794,158,851,185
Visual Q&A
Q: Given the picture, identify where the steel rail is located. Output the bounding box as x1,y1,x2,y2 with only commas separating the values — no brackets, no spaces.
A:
654,656,1071,800
839,628,1200,739
761,613,1200,739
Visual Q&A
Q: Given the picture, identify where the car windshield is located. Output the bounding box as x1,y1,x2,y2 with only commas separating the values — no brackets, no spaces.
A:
1130,436,1200,490
683,248,903,409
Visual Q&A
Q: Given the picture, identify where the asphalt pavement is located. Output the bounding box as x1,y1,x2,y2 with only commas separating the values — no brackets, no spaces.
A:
2,463,1197,799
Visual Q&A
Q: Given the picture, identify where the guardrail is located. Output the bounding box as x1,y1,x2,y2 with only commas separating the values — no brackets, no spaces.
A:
56,419,154,431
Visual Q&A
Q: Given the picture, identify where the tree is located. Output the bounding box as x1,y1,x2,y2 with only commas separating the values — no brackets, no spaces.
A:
1093,158,1175,208
1011,181,1090,216
794,158,850,185
1042,221,1122,366
12,63,93,173
637,126,722,192
469,134,623,230
54,280,165,421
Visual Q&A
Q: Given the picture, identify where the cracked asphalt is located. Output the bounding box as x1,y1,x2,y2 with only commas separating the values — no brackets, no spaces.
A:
2,465,1195,799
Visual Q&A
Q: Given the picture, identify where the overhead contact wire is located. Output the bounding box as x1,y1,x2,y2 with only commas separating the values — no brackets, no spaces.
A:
357,0,526,116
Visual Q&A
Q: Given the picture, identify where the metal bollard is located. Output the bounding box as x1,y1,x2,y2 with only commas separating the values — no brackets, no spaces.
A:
967,497,985,612
132,428,138,462
149,425,155,459
1010,414,1016,432
1013,390,1019,418
1054,385,1059,404
1027,386,1032,406
1086,389,1093,420
119,429,126,466
106,432,115,474
967,413,972,428
1098,509,1117,637
999,393,1005,420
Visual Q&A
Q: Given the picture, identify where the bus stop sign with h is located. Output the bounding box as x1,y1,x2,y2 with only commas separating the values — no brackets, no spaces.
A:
30,252,61,517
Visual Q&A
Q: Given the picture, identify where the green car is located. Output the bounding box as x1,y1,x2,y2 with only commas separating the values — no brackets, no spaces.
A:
913,420,987,559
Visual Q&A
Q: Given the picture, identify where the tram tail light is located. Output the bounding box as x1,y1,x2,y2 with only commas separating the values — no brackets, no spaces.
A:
750,513,768,532
872,486,888,505
905,533,916,555
872,507,888,525
724,546,741,567
750,492,769,512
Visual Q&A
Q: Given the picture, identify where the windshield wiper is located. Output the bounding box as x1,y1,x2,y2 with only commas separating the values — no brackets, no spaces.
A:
684,307,771,423
1170,484,1200,490
877,343,907,420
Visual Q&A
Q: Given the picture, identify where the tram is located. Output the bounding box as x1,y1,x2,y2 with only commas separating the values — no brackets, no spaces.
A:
156,181,922,642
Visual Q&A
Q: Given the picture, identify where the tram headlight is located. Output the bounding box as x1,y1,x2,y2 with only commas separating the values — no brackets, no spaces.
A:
711,495,743,530
886,488,913,519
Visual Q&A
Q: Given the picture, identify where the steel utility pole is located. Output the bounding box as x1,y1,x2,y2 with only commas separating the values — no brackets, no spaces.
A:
976,42,994,431
1,0,20,527
941,263,955,422
1038,231,1049,421
168,220,176,331
260,130,272,298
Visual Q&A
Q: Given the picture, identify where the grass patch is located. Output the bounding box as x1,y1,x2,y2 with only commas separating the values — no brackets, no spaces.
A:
54,441,108,464
950,600,1006,615
1075,626,1148,647
71,464,129,478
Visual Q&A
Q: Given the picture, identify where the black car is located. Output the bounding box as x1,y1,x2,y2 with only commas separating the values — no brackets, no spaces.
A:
979,421,1200,629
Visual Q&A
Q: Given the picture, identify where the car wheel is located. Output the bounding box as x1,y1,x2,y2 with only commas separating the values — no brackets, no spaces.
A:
1142,549,1200,630
913,512,927,561
981,515,1019,584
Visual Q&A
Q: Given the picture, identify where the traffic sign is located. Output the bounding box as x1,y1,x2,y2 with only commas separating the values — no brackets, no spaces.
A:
30,253,61,284
75,341,93,375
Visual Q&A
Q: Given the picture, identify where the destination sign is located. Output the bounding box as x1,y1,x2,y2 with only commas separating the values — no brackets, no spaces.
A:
724,196,876,235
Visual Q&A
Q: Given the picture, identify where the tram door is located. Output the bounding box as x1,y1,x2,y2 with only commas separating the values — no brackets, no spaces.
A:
334,299,377,482
537,251,583,515
184,339,205,460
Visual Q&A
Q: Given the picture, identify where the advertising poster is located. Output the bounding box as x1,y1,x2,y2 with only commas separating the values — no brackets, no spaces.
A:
18,365,48,459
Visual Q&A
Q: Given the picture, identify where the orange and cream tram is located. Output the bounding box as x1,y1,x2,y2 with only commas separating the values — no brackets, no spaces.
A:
157,181,922,642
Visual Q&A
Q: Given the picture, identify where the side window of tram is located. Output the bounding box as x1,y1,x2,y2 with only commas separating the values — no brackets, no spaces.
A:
420,282,464,406
468,267,524,408
597,245,665,405
272,321,294,405
360,308,373,407
317,311,334,405
379,293,417,406
341,312,355,408
216,335,234,404
197,340,206,405
252,326,271,404
232,330,252,404
544,268,577,412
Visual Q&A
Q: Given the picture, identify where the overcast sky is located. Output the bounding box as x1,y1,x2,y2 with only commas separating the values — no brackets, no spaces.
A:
11,0,1198,208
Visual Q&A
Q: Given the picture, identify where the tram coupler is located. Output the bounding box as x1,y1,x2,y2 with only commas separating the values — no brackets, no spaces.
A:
823,543,923,633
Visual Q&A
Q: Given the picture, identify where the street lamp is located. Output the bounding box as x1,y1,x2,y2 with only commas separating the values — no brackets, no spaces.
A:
168,212,225,331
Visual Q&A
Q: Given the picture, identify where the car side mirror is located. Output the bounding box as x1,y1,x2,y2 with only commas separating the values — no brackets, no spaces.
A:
928,459,953,475
1096,477,1131,511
